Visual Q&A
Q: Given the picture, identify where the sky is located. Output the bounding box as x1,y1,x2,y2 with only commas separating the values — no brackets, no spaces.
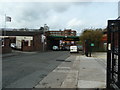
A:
0,1,119,34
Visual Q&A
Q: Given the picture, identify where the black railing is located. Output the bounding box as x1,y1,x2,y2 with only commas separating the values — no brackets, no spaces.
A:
107,20,120,89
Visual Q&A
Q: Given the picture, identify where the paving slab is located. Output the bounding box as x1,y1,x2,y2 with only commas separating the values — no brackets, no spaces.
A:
78,80,105,88
61,70,78,88
35,55,80,88
78,55,106,88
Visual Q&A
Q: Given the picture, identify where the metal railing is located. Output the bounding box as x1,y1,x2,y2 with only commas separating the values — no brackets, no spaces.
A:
107,19,120,89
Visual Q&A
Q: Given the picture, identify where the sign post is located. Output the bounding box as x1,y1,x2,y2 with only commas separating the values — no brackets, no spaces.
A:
41,34,46,51
90,43,94,57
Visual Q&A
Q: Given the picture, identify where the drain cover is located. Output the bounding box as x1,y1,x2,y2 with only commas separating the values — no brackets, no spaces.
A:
64,61,71,62
56,59,65,61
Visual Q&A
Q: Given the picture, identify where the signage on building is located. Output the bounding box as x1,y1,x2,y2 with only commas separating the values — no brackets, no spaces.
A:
41,34,46,43
71,41,74,44
65,38,74,41
16,36,33,49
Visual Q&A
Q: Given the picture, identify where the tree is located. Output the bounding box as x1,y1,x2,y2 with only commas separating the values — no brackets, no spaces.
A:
39,27,44,31
80,29,103,51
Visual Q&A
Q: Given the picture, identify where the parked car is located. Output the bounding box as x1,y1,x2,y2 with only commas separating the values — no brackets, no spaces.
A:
52,46,59,51
10,43,16,49
70,46,78,53
77,45,83,51
65,46,70,51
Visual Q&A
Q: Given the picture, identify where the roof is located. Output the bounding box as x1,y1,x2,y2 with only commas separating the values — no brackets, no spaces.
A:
49,36,79,38
47,36,79,41
2,31,43,36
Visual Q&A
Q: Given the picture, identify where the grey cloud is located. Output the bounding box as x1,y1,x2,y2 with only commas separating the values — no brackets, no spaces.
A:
15,3,70,22
2,2,92,23
11,2,74,26
0,2,98,30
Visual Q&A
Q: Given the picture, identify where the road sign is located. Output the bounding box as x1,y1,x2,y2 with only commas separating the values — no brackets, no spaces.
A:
41,34,46,43
91,43,94,46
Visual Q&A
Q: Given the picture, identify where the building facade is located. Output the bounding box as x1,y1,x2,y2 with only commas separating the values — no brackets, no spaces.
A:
46,29,78,50
0,37,12,54
47,29,76,36
1,30,46,52
1,29,78,52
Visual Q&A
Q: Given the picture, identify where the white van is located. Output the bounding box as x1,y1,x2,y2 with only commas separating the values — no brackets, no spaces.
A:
70,46,78,53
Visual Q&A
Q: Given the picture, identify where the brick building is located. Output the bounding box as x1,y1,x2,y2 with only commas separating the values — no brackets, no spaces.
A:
47,29,76,36
101,31,107,51
1,30,46,52
0,36,12,54
1,29,79,52
46,29,79,50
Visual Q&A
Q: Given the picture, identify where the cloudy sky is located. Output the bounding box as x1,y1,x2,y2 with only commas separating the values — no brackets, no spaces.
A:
0,1,119,33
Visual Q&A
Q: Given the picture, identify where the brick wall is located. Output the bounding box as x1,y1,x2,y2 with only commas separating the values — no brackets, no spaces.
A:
22,40,33,51
2,38,12,54
21,34,45,52
33,34,43,51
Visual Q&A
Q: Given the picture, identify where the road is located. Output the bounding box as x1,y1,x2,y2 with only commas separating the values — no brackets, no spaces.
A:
2,51,70,88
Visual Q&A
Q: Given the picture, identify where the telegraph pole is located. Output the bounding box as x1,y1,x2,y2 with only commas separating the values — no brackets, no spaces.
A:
4,14,6,29
3,14,7,47
43,28,45,52
42,24,46,52
4,14,6,37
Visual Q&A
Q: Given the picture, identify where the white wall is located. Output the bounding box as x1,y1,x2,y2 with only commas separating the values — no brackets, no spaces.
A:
16,36,33,49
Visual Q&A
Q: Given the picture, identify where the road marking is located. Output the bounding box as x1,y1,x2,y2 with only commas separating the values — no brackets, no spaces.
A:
53,67,71,73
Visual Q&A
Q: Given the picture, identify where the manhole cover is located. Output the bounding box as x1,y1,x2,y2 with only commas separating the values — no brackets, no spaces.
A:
56,59,65,61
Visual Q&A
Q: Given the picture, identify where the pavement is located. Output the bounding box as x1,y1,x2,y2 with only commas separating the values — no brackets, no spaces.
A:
35,52,106,89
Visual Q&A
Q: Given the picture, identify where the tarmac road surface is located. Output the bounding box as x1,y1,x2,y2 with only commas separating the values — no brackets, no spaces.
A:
2,51,70,88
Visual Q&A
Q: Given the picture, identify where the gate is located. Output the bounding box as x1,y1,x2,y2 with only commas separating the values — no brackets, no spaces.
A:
107,19,120,89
